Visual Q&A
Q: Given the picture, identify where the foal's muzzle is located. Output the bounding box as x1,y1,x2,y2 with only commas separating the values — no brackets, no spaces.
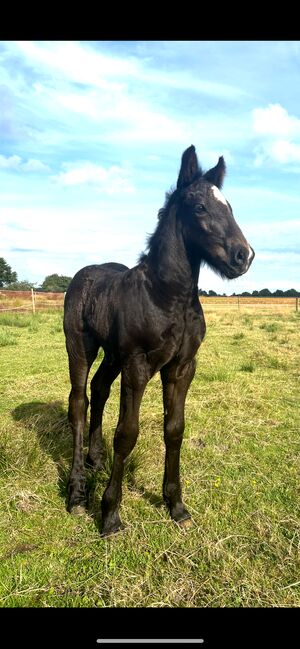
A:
230,244,255,277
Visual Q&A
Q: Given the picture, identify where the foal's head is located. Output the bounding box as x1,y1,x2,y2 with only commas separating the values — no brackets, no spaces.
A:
177,145,254,279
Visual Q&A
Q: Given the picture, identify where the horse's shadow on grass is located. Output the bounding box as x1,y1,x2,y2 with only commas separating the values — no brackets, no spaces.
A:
12,401,163,532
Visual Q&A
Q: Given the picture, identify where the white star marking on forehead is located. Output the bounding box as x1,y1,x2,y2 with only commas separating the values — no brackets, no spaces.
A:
211,185,227,206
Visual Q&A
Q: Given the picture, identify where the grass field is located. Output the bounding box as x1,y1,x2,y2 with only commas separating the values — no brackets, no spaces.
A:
0,305,299,607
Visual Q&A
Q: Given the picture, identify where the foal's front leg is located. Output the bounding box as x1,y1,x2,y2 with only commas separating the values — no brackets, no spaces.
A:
101,355,150,536
160,359,196,525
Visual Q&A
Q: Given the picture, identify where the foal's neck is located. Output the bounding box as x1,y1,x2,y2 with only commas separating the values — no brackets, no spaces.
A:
145,204,200,301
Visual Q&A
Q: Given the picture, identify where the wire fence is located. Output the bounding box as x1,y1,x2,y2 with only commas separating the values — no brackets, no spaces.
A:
0,290,65,313
0,290,299,314
200,296,299,312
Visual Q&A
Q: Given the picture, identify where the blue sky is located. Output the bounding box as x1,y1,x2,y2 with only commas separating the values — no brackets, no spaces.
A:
0,40,300,293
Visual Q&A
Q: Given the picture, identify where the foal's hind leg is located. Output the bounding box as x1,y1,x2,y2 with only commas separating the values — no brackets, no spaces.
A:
86,357,120,470
160,359,196,525
101,355,150,536
66,335,98,512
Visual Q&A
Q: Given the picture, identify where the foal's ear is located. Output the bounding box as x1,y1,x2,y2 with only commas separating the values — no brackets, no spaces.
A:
177,145,199,189
204,156,226,189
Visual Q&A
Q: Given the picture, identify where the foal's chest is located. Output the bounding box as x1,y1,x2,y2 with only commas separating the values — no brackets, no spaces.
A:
147,304,205,374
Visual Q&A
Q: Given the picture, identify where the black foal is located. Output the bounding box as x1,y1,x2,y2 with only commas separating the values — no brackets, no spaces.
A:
64,145,254,535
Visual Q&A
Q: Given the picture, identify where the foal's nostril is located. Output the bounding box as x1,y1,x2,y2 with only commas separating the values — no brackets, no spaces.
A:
234,247,247,266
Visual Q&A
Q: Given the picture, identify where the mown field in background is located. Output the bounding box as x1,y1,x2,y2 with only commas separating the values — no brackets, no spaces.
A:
0,290,299,314
0,305,299,607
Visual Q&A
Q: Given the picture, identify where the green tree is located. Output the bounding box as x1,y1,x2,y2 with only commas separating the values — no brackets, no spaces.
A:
5,280,36,290
0,258,18,288
284,288,299,297
258,288,272,297
40,274,72,292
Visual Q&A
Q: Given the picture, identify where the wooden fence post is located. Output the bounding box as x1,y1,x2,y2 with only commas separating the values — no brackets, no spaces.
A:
296,297,299,312
31,288,36,315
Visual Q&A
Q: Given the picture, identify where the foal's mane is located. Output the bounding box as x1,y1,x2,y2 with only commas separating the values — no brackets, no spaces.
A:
138,165,204,264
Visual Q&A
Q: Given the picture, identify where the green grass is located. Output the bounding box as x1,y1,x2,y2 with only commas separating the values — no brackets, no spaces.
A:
0,330,19,347
259,322,282,333
0,314,35,328
240,361,256,372
0,306,300,607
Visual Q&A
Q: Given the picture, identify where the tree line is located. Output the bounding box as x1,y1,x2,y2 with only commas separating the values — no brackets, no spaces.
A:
199,288,300,298
1,258,299,297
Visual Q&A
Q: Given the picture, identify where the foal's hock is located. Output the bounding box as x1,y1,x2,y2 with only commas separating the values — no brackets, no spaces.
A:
64,145,254,536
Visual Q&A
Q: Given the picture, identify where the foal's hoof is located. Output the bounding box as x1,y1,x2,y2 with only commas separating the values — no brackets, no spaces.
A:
177,517,194,530
169,502,192,525
101,519,125,538
67,492,87,514
70,504,87,517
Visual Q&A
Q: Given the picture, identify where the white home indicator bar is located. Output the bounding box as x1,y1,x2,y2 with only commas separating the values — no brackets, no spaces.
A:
97,641,204,644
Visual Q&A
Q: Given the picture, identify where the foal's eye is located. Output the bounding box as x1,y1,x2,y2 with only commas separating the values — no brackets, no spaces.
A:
195,204,205,214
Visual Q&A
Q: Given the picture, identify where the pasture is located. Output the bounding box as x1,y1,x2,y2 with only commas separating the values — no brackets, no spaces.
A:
0,303,299,607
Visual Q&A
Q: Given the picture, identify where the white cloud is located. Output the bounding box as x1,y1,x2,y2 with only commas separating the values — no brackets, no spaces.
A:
3,41,248,150
254,139,300,166
21,158,50,172
0,204,150,282
52,162,135,194
33,82,188,144
15,41,136,89
0,154,49,172
13,41,247,100
252,104,300,167
0,154,22,169
252,103,300,137
269,139,300,163
51,89,101,120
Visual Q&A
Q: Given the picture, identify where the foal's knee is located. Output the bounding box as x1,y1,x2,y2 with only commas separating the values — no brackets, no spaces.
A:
114,423,139,458
164,417,184,450
68,389,89,423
